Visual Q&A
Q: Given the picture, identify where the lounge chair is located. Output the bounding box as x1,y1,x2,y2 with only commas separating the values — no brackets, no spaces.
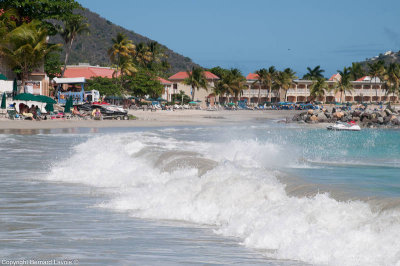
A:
7,109,24,120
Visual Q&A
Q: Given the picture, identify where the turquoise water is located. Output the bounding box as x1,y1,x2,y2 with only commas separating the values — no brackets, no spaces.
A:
1,123,400,265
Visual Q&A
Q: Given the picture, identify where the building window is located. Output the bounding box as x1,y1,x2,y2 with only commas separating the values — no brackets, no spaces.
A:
173,83,178,89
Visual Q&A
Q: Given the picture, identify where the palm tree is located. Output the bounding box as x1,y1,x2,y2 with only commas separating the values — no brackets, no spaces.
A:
220,68,247,103
384,63,400,103
58,16,90,77
254,68,268,105
368,60,385,102
134,42,152,66
310,78,329,101
108,33,136,81
0,20,60,92
303,65,325,80
274,68,297,102
148,41,164,64
183,67,208,101
335,67,353,103
119,56,137,78
349,62,365,81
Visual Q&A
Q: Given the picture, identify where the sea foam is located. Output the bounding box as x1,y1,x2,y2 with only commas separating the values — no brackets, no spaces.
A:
46,131,400,266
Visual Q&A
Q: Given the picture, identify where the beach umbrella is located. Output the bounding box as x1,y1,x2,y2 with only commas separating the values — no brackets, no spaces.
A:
64,96,72,113
0,73,7,80
14,93,37,102
1,92,6,109
45,103,54,113
35,95,56,104
12,78,18,99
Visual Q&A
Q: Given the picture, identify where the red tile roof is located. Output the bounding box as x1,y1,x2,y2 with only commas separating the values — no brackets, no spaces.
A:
246,73,259,80
356,76,368,81
168,71,219,80
63,66,117,79
157,77,172,84
329,73,341,81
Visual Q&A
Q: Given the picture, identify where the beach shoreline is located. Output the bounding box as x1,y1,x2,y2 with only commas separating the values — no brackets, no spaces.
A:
0,110,302,130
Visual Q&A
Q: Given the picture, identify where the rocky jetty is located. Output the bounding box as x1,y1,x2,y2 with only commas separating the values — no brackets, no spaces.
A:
292,106,400,128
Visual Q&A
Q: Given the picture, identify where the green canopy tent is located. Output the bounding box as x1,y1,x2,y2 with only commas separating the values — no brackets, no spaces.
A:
1,92,6,109
12,78,17,99
64,96,73,113
188,101,199,104
156,97,167,102
0,74,7,80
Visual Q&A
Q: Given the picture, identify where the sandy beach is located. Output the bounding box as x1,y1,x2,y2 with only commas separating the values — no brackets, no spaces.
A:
0,109,302,130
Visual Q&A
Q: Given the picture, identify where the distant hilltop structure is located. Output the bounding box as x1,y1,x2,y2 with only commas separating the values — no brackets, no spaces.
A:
365,50,399,62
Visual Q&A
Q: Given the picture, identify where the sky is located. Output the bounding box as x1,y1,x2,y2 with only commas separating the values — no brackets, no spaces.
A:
77,0,400,77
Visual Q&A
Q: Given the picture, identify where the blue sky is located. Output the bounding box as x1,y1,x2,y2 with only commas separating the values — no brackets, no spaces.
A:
77,0,400,77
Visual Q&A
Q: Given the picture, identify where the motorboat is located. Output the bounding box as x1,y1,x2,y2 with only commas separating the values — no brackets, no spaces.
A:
327,121,361,131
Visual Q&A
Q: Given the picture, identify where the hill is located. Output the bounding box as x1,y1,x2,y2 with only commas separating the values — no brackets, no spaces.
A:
50,8,199,74
359,50,400,67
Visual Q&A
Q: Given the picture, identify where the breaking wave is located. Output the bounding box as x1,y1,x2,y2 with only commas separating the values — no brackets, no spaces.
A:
46,131,400,266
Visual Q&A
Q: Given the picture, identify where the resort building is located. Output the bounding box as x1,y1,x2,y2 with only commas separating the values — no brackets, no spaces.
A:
158,77,173,102
243,72,395,103
0,55,50,96
168,71,219,106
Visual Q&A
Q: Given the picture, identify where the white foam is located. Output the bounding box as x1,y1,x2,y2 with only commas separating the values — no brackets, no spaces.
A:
46,132,400,266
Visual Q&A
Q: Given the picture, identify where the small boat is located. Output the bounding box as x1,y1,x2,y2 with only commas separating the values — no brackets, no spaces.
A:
327,121,361,131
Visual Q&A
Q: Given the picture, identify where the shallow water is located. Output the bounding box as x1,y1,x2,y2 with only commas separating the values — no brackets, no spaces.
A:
1,123,399,265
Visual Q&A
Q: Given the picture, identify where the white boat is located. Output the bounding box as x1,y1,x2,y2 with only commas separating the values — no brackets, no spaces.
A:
327,121,361,131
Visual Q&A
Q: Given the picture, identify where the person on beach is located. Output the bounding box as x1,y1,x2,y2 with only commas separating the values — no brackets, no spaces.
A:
91,108,102,119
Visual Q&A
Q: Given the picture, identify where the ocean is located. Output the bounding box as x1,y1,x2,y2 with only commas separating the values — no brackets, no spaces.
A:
0,122,399,266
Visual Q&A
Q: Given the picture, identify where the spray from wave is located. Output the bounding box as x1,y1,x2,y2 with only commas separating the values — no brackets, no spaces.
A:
46,131,400,266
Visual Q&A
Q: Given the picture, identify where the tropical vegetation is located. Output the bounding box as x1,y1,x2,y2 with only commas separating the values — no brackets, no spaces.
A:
183,67,208,101
303,65,325,80
335,67,353,103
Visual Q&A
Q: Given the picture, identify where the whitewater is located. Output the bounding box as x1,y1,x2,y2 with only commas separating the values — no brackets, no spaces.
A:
1,124,400,265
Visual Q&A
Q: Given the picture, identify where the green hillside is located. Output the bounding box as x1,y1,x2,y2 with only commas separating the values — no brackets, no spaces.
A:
50,8,199,74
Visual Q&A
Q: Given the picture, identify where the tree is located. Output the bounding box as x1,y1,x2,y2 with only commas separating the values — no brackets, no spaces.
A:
210,67,230,102
254,68,268,105
0,0,82,35
303,65,325,80
124,68,163,98
175,90,191,105
310,78,329,101
134,42,152,67
0,9,18,39
108,33,136,81
0,20,60,91
368,60,385,102
215,68,246,103
274,68,297,101
349,62,365,81
183,67,208,101
0,0,82,23
58,15,90,77
44,49,63,79
335,67,353,103
86,77,122,96
383,63,400,102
